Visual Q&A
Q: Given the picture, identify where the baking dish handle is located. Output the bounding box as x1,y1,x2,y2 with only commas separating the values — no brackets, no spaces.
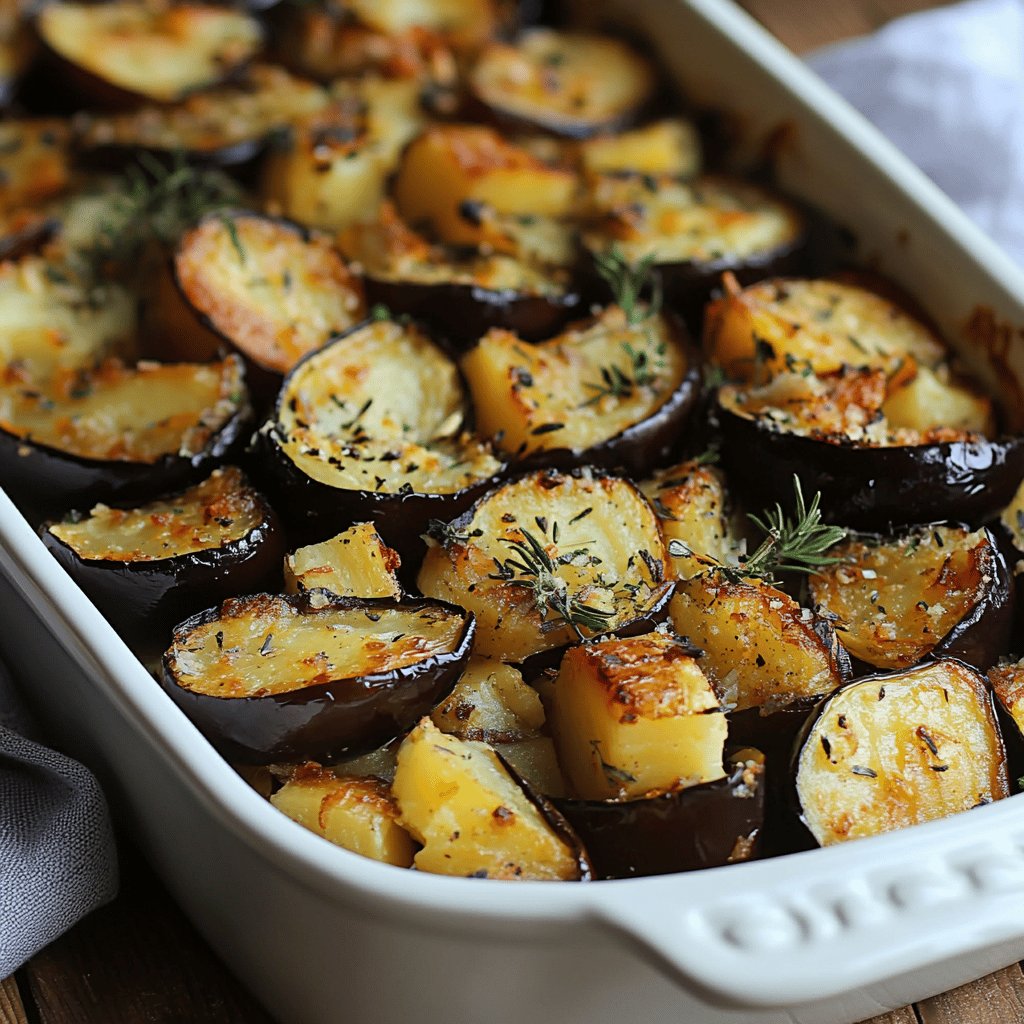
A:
594,808,1024,1009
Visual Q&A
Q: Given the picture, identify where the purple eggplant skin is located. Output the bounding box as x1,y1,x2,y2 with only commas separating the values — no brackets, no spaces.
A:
0,397,254,525
160,595,476,764
992,518,1024,650
717,399,1024,532
552,756,765,879
252,425,505,574
497,751,594,881
363,276,583,351
932,527,1013,673
727,697,823,858
516,580,677,680
73,134,270,175
40,492,287,660
510,338,703,481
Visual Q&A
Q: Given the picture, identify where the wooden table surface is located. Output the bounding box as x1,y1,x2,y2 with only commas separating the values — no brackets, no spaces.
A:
4,2,1021,1023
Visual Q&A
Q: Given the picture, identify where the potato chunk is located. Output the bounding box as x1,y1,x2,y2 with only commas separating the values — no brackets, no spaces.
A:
271,768,416,867
704,277,946,381
284,523,402,600
431,657,544,742
549,632,726,800
640,460,744,579
670,573,846,712
392,718,584,880
393,125,578,248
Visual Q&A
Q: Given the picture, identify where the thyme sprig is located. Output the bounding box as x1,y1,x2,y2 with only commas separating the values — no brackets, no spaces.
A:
583,246,667,406
81,151,244,277
593,244,662,325
671,475,846,583
488,526,613,640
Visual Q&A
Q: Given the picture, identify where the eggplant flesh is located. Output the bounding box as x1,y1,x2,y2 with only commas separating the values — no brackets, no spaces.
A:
795,660,1009,848
42,466,285,657
161,594,476,763
0,357,251,520
810,525,1014,673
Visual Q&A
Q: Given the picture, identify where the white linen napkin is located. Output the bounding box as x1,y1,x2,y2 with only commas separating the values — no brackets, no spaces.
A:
0,657,118,976
807,0,1024,265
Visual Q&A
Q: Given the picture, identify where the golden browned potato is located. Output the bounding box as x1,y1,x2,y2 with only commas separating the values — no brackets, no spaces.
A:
392,718,586,880
271,766,416,867
284,523,402,600
548,631,726,800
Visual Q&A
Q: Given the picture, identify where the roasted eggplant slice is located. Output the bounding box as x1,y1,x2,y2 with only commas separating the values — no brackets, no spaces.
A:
284,522,402,600
0,256,138,380
809,525,1014,673
469,30,656,139
393,124,579,249
417,468,671,663
548,631,726,801
74,66,328,168
717,370,1024,529
339,203,581,347
553,750,764,879
461,305,700,477
990,659,1024,750
261,79,424,233
0,356,250,518
583,175,806,319
258,317,504,558
704,277,949,382
795,660,1009,847
42,466,284,655
391,717,590,880
270,765,416,866
269,4,459,94
172,210,365,381
669,572,849,713
36,2,264,108
161,594,475,763
639,459,745,579
998,477,1024,623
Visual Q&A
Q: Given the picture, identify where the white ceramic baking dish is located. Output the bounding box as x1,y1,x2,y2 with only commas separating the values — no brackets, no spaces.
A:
4,2,1024,1022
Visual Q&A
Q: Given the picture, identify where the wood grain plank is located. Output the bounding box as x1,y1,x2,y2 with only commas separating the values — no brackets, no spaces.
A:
736,0,955,53
915,964,1024,1024
859,1007,920,1024
23,847,273,1024
0,977,28,1024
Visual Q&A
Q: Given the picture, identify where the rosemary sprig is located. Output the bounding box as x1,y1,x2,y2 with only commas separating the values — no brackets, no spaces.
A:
80,151,243,277
671,475,846,583
488,526,613,640
592,243,663,325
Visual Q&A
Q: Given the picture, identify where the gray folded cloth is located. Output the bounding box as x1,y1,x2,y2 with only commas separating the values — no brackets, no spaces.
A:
0,657,118,977
807,0,1024,265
